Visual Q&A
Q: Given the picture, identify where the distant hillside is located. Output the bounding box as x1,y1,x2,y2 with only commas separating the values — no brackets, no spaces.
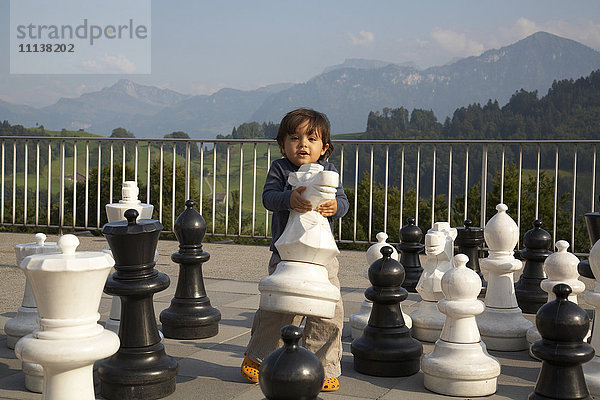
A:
1,32,599,139
252,32,600,133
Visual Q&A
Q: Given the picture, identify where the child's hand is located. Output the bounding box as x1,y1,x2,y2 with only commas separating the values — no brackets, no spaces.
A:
290,186,313,213
316,199,337,217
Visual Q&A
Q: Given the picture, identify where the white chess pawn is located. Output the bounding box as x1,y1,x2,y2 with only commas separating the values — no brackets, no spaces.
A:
584,238,600,396
422,254,501,397
104,181,154,335
350,232,410,339
259,163,341,318
6,233,59,393
476,204,533,351
410,222,456,342
527,240,585,347
14,234,120,400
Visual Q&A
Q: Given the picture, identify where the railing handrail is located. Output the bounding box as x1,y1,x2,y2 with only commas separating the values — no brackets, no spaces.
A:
2,136,600,145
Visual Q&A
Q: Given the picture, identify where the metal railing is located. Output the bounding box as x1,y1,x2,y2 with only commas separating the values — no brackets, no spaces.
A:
1,136,598,254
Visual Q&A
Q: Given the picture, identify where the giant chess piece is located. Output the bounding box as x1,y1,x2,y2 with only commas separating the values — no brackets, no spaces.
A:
7,233,59,393
410,222,457,342
526,240,585,348
259,325,324,400
422,254,501,397
529,284,595,400
98,209,178,400
160,199,221,339
398,217,424,293
515,220,552,314
350,232,410,340
352,246,422,376
584,237,600,396
6,233,59,349
14,234,119,400
259,163,341,318
455,219,486,294
476,204,533,351
104,180,154,335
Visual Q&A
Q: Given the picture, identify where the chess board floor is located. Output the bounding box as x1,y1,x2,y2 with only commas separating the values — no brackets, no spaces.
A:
0,232,592,399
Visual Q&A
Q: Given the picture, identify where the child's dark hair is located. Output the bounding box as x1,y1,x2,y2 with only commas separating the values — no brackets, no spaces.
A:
276,108,334,160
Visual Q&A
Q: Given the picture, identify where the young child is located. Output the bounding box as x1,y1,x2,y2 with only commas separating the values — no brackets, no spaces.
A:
241,108,349,391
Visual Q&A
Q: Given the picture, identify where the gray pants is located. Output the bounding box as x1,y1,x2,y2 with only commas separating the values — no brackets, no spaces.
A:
246,253,344,378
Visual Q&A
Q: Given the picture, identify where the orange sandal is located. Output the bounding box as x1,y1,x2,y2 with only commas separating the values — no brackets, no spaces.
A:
322,377,340,391
241,355,260,383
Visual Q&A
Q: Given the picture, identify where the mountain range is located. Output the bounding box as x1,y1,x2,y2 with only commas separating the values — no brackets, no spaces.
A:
1,31,600,139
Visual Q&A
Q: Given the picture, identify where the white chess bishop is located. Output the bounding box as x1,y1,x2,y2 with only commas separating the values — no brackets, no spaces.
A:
422,254,501,397
526,240,585,346
6,233,59,393
104,181,154,335
350,232,411,339
584,237,600,396
410,222,456,342
476,204,533,351
259,163,341,318
14,234,119,400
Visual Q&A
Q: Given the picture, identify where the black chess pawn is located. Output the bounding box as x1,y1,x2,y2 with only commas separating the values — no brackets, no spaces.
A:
98,209,178,400
515,220,552,314
160,199,221,339
529,284,595,400
351,246,422,376
259,325,324,400
455,219,487,294
579,201,600,279
397,217,424,293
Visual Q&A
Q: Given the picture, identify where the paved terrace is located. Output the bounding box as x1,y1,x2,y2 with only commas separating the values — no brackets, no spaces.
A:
0,231,593,399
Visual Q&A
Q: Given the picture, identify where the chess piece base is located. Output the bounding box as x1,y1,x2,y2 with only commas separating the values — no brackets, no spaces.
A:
160,297,221,339
422,340,500,397
584,357,600,397
5,306,38,349
352,326,422,377
350,300,372,340
410,300,445,343
16,330,120,400
98,342,178,400
477,307,532,351
23,361,43,393
258,261,340,319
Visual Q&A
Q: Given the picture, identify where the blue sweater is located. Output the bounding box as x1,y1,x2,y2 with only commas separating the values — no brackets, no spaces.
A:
263,158,350,253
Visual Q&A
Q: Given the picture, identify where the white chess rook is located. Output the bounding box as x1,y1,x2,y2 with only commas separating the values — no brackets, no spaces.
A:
526,240,584,348
104,180,154,335
259,163,341,318
410,222,456,342
422,254,501,397
476,204,533,351
14,235,119,400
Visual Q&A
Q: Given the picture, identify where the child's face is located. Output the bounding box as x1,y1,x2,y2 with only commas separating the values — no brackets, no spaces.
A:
282,121,329,167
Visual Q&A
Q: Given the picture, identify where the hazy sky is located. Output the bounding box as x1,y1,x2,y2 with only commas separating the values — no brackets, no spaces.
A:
2,0,600,107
